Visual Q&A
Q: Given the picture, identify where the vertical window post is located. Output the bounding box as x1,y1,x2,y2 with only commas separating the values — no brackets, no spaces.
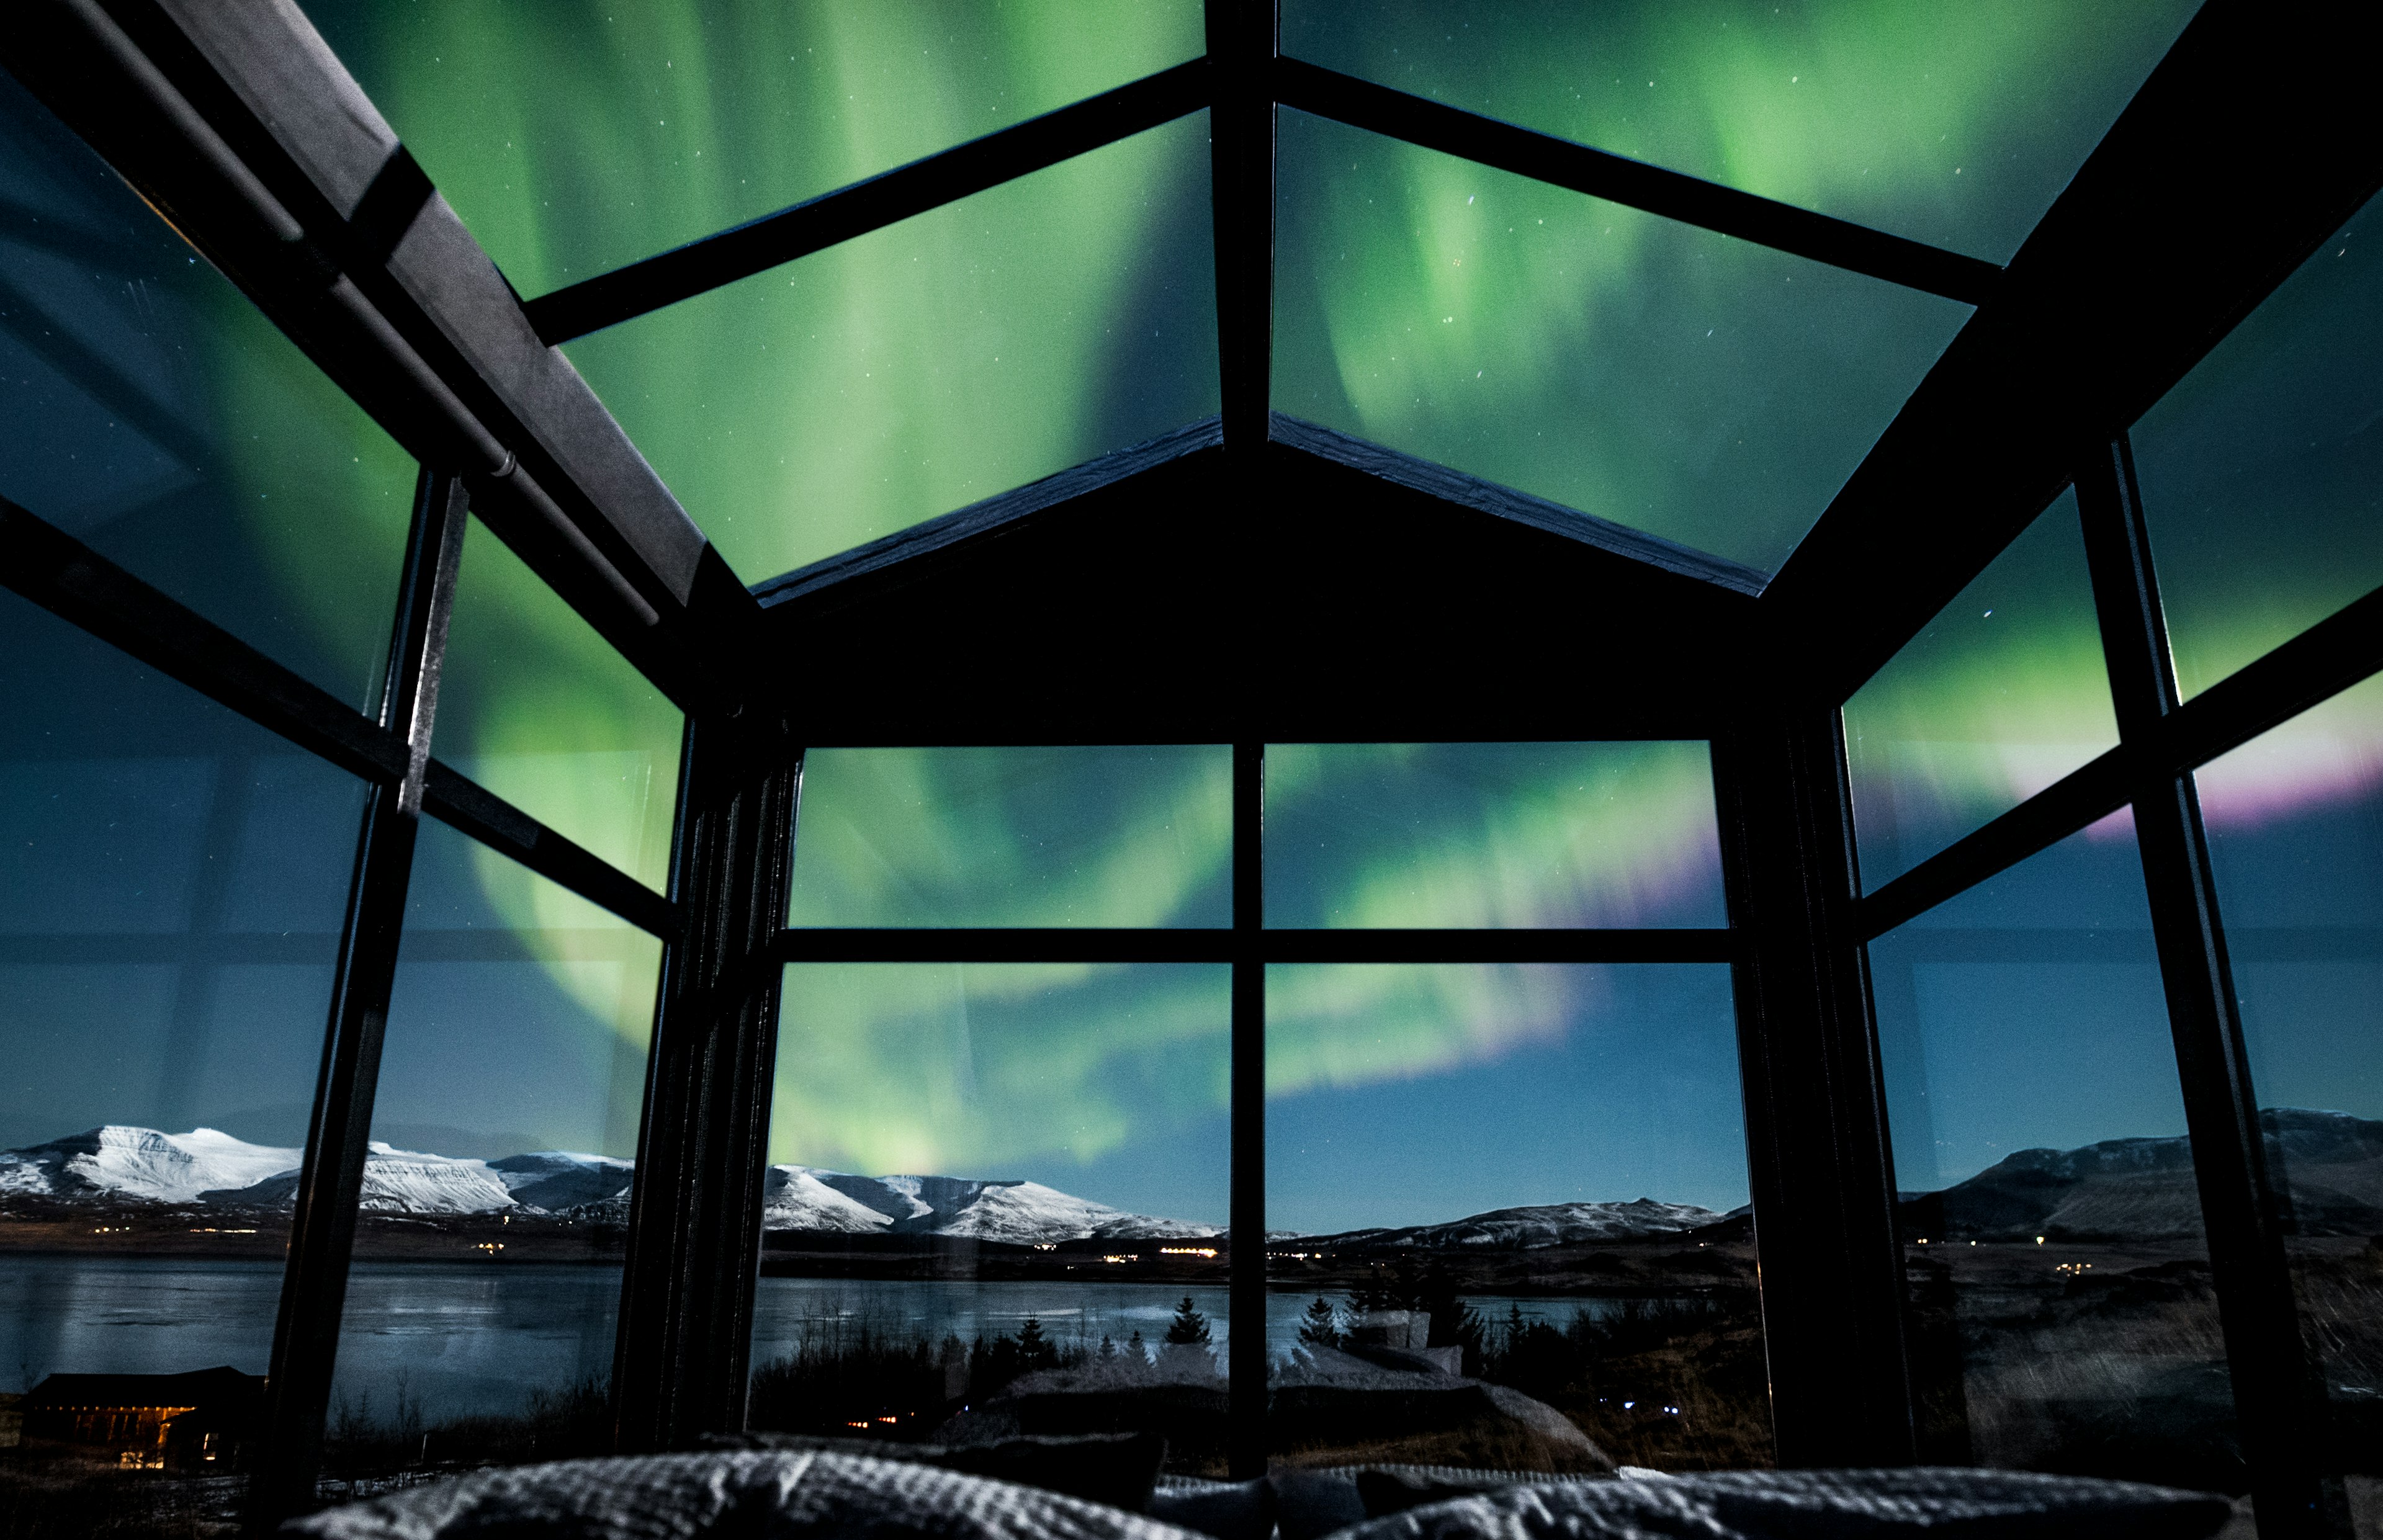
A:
251,467,467,1518
611,712,800,1451
1229,741,1267,1475
1715,714,1916,1466
2074,440,2336,1538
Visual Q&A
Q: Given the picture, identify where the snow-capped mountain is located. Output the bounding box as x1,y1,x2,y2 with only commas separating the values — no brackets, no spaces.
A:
0,1126,1208,1242
0,1127,631,1217
759,1165,1221,1244
1298,1198,1729,1252
0,1126,300,1206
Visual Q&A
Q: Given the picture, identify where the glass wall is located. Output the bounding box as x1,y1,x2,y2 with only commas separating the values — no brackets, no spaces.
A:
1267,962,1762,1473
1263,741,1725,928
2132,190,2383,702
1843,487,2116,892
1869,819,2240,1490
0,589,361,1515
439,516,684,893
325,818,660,1480
2197,674,2383,1481
789,746,1232,928
0,71,415,713
755,962,1231,1471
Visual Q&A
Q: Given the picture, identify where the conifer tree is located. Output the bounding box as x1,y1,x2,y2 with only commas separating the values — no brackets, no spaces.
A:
1127,1328,1147,1363
1298,1296,1344,1350
1165,1296,1212,1346
1016,1314,1058,1372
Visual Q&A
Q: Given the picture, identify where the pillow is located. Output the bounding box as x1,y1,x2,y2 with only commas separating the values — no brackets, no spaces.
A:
1330,1468,2235,1540
1269,1468,1370,1540
702,1431,1167,1514
282,1448,1210,1540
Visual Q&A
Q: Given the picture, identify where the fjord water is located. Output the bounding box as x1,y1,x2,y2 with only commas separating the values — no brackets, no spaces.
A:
0,1256,1628,1423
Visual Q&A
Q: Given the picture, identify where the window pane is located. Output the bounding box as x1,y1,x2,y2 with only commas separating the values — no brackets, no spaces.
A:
1263,743,1725,928
1280,0,2196,264
1275,112,1968,573
438,516,683,893
755,964,1229,1472
302,1,1205,295
2134,192,2383,701
327,817,659,1480
1870,817,2242,1490
789,748,1230,928
563,114,1218,584
0,72,415,711
1844,488,2116,892
2196,671,2383,1474
0,589,362,1498
1266,964,1767,1472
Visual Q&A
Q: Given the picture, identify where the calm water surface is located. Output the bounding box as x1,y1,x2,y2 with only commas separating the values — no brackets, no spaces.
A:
2,1255,1631,1422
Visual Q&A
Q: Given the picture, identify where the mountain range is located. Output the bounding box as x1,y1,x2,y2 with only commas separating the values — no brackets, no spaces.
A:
0,1126,1214,1246
1898,1108,2383,1241
11,1109,2379,1250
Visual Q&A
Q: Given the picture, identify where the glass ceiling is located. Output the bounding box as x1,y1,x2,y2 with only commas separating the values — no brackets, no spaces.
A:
561,114,1216,583
1275,112,1969,571
285,0,2194,588
1281,0,2201,265
298,0,1205,296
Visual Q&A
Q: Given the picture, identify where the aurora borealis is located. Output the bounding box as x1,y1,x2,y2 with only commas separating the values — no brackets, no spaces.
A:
6,2,2381,1230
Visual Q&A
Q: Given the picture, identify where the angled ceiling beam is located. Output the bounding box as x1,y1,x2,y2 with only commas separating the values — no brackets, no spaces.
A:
526,58,1212,346
1274,57,1999,307
2,0,754,711
1763,0,2383,710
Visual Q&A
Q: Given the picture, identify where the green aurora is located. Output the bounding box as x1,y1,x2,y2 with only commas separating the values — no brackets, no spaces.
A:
43,1,2372,1184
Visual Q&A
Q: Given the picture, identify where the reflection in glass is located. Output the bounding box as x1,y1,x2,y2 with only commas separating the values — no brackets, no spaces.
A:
1273,110,1968,572
2134,192,2383,701
1281,1,2196,265
0,590,361,1500
302,0,1205,293
1266,964,1766,1472
789,747,1231,928
0,73,416,712
439,516,683,893
326,818,660,1480
565,114,1218,583
754,964,1229,1472
1264,743,1725,929
1844,488,2116,892
1870,818,2242,1490
2197,672,2383,1469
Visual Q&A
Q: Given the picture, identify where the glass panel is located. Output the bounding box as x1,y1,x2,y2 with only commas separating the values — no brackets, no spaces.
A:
1266,964,1767,1472
1274,112,1968,573
302,1,1206,295
0,71,416,711
1844,488,2117,892
753,964,1230,1472
1870,817,2243,1491
1263,743,1725,928
438,516,682,892
0,589,362,1505
325,817,659,1484
2196,672,2383,1478
1280,0,2197,264
563,114,1218,583
789,747,1231,928
2134,192,2383,701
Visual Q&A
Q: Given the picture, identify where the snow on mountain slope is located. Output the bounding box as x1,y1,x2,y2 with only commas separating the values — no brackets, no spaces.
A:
491,1152,634,1213
0,1126,299,1204
761,1166,897,1233
930,1180,1221,1244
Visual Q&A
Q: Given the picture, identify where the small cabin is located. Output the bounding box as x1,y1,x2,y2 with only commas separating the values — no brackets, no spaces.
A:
22,1368,264,1471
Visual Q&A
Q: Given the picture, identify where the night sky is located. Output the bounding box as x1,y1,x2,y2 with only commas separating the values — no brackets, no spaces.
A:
4,2,2379,1243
